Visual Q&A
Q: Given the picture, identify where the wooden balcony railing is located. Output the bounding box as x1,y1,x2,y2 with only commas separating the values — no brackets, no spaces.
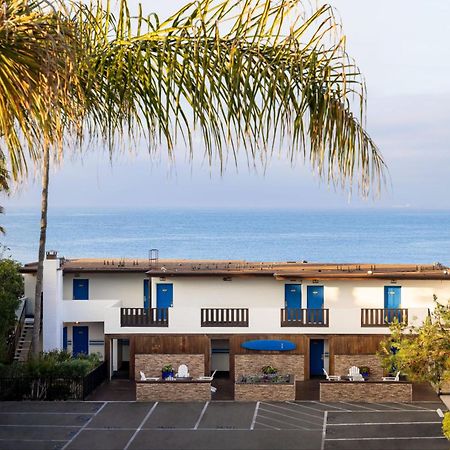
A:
361,308,408,327
201,308,249,327
280,308,329,327
120,308,169,327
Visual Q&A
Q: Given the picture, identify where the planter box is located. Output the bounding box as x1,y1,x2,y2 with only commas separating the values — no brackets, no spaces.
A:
235,375,295,401
320,381,412,403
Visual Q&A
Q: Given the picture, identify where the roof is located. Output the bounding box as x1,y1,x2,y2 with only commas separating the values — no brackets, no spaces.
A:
20,258,450,280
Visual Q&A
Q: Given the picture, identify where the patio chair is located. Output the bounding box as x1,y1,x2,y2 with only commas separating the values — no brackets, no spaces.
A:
348,366,364,382
175,364,190,378
323,368,341,381
139,371,159,381
198,370,217,382
382,371,400,381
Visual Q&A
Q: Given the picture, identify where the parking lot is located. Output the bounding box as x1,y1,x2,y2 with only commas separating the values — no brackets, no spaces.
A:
0,400,447,450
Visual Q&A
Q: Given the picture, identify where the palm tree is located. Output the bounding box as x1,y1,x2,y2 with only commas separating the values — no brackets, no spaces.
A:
0,0,385,356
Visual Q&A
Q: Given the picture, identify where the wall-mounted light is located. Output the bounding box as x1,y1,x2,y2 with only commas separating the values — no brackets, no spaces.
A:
367,270,373,275
390,280,397,284
159,277,166,281
312,279,319,284
223,277,232,282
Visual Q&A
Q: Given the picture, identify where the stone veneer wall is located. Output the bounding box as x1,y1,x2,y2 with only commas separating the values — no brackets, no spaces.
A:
235,382,295,401
334,354,383,379
136,382,210,402
320,382,412,402
234,354,304,381
135,354,204,380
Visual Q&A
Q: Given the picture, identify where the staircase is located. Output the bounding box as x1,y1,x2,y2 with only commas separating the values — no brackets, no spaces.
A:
13,318,34,362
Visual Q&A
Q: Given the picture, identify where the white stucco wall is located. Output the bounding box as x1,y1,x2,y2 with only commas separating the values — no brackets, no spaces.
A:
63,272,148,307
64,322,105,359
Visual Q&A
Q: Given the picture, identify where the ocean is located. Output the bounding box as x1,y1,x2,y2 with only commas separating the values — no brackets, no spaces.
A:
1,208,450,265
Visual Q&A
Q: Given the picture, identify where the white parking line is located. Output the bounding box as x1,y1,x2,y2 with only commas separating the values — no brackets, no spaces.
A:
250,402,260,430
253,420,281,430
0,424,80,428
370,402,404,410
258,406,322,427
123,402,158,450
261,402,323,422
0,412,94,415
338,402,378,411
392,402,438,411
325,436,446,441
61,401,107,450
194,402,209,430
320,411,327,450
327,421,442,426
312,401,351,412
257,414,316,431
286,402,327,413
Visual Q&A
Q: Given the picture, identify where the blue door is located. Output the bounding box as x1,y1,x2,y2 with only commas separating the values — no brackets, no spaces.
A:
384,286,401,322
72,326,89,356
310,339,324,377
157,284,173,320
307,286,324,323
63,327,67,351
285,284,301,320
73,279,89,300
143,279,150,309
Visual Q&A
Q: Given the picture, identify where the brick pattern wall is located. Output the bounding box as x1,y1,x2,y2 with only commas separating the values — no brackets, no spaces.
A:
235,383,295,401
135,354,204,380
320,382,412,402
334,354,384,379
136,382,211,402
234,354,304,381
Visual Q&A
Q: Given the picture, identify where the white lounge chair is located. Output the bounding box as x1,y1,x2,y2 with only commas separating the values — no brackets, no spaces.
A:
175,364,190,378
198,370,217,381
348,366,364,382
323,368,341,381
382,371,400,381
139,371,159,381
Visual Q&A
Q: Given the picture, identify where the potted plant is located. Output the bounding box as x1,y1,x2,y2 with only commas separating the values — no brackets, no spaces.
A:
359,366,370,379
261,365,278,378
161,364,174,380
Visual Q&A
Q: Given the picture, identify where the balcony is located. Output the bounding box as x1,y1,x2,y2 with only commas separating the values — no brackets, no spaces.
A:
120,308,169,327
201,308,249,327
361,308,409,327
280,308,329,327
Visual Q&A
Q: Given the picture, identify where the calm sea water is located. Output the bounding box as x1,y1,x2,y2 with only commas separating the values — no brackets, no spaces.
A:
1,208,450,265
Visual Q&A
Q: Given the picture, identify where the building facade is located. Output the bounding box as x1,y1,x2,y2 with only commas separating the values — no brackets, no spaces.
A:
22,252,450,381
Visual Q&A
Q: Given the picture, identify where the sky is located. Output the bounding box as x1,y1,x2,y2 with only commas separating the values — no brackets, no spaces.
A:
2,0,450,210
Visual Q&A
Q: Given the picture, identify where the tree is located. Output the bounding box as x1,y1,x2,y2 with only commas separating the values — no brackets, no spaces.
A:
0,0,386,355
0,259,24,362
379,297,450,391
378,297,450,440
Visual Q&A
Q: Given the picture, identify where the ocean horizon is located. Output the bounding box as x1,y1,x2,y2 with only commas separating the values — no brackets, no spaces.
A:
1,207,450,265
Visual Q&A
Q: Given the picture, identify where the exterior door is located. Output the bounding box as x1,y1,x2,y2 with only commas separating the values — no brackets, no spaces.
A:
285,284,301,320
384,286,401,322
63,327,67,351
73,279,89,300
156,284,173,320
72,326,89,356
307,286,324,323
143,279,150,309
310,339,324,377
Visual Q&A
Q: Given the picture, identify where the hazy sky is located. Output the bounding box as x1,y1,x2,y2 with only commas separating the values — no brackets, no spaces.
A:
3,0,450,210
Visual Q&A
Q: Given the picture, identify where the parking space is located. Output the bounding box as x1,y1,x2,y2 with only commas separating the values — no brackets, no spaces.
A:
0,400,446,450
323,402,448,450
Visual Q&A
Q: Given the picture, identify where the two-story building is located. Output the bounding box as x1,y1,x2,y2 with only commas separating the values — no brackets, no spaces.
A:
21,251,450,383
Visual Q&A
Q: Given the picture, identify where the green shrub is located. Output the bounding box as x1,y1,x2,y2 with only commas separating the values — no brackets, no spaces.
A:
443,412,450,440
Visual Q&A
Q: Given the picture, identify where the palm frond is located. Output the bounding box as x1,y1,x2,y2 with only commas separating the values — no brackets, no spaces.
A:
76,0,385,196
